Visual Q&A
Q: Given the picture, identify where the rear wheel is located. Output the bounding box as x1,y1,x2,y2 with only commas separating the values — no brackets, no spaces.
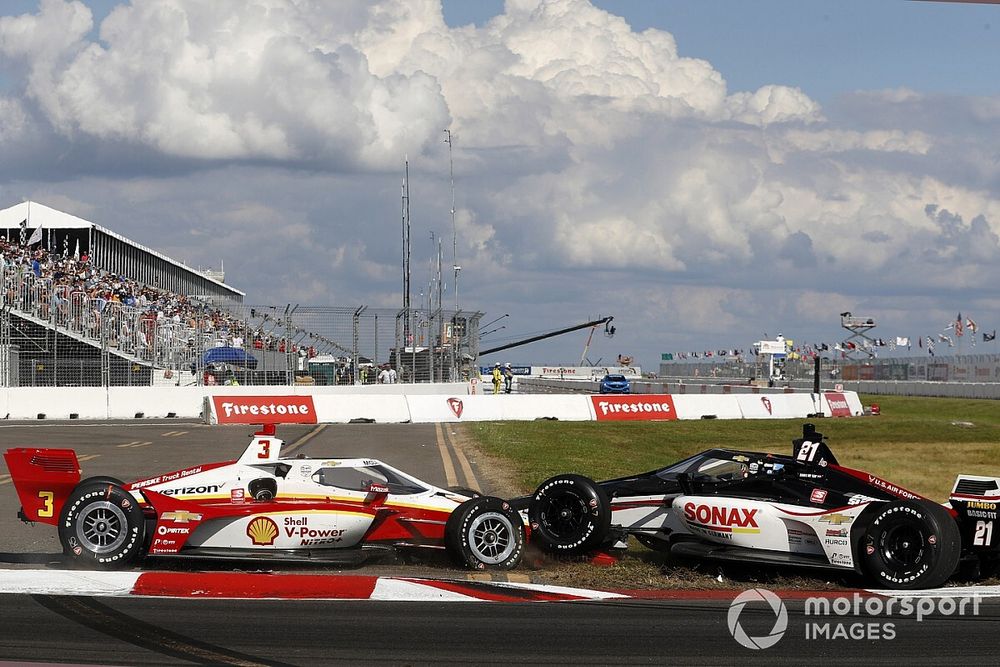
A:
58,482,145,569
856,500,960,589
446,496,524,570
528,474,611,555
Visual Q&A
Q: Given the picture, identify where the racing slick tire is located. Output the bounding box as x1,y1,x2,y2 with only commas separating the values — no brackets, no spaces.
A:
58,481,146,569
528,474,611,555
445,496,525,571
855,499,961,590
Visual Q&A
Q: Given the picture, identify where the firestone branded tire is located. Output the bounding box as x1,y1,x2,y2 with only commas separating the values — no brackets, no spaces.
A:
445,496,525,571
855,499,961,590
528,474,611,555
58,482,146,569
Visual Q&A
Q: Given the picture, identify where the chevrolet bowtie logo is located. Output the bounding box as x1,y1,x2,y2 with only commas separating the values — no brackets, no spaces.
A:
160,510,203,523
818,513,853,525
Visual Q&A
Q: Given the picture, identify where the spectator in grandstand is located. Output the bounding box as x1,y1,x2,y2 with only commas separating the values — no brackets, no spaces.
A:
378,366,390,384
388,366,397,384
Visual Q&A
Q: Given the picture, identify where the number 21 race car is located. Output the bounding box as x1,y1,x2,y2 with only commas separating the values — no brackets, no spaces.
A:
518,424,1000,589
4,424,525,571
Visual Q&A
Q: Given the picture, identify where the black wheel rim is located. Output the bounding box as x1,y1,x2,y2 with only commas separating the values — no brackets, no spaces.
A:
880,523,925,572
539,491,589,539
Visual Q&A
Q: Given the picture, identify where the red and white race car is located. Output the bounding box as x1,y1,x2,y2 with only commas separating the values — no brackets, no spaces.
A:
4,425,525,571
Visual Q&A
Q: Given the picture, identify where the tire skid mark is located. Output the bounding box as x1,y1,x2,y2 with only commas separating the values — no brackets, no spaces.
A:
434,423,459,488
441,426,481,492
31,594,294,667
281,424,327,458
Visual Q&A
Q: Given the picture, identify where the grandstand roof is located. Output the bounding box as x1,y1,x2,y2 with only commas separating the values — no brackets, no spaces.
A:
0,201,93,229
0,200,244,299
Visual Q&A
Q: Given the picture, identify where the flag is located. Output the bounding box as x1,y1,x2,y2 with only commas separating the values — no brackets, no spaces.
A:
938,334,954,346
661,353,673,361
918,337,922,348
896,337,909,347
966,318,978,334
956,313,963,337
26,225,42,246
18,219,26,245
985,330,997,342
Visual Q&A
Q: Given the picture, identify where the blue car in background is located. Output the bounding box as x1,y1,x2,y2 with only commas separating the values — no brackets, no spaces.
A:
599,373,631,394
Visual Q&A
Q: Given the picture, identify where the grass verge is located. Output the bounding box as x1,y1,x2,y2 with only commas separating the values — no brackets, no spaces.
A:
462,395,1000,589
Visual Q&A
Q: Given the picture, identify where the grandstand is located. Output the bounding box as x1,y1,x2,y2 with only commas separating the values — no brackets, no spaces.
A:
0,201,480,387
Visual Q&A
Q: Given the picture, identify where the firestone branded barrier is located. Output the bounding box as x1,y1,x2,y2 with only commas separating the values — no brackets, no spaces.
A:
0,383,862,422
203,391,863,424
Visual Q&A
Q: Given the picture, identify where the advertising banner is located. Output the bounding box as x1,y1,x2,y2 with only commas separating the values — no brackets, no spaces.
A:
590,394,678,421
210,395,318,424
824,392,852,417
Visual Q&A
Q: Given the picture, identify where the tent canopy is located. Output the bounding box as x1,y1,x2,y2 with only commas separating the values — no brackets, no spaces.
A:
201,346,258,369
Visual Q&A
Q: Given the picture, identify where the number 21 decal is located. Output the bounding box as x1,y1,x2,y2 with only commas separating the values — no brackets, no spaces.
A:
796,441,819,462
973,520,994,546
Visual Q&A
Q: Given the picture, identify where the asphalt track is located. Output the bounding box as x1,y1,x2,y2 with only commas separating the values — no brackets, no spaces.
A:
1,422,999,665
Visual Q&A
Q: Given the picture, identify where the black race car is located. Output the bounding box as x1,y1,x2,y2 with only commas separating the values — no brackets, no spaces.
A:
517,424,1000,589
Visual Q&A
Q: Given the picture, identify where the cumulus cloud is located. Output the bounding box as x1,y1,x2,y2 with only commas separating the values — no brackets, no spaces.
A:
0,0,998,366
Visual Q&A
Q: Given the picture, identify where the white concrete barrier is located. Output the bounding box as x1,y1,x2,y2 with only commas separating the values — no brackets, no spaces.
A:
0,385,864,423
405,394,592,423
735,393,825,419
671,394,744,420
312,394,411,423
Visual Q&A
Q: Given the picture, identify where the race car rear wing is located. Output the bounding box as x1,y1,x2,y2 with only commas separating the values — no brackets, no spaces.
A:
949,475,1000,551
3,448,81,525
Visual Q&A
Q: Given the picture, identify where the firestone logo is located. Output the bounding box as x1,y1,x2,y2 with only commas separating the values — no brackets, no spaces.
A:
447,398,464,418
212,396,318,424
592,395,678,421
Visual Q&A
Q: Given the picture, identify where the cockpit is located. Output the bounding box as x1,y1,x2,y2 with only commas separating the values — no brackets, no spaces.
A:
312,464,427,495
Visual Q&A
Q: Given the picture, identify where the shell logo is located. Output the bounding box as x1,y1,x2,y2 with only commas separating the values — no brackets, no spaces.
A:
247,516,279,545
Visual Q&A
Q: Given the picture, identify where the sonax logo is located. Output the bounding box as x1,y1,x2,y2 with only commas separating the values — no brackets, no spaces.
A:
684,502,760,533
213,395,317,424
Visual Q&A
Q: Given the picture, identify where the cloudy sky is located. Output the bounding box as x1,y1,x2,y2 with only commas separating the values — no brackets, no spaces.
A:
1,0,999,370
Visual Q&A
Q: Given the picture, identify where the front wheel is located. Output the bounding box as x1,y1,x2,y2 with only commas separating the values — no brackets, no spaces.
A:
445,496,525,570
855,500,960,590
528,474,611,555
58,482,146,569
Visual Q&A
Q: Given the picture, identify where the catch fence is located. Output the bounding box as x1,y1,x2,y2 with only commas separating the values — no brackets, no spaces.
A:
0,267,481,387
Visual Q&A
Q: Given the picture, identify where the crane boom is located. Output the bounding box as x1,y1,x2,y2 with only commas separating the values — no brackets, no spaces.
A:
480,316,613,356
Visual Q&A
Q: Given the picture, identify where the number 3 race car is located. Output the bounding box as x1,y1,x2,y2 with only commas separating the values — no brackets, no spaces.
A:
518,424,1000,589
4,425,524,571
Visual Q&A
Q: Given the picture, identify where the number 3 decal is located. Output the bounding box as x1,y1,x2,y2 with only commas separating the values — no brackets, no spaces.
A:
38,491,54,518
257,440,271,459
